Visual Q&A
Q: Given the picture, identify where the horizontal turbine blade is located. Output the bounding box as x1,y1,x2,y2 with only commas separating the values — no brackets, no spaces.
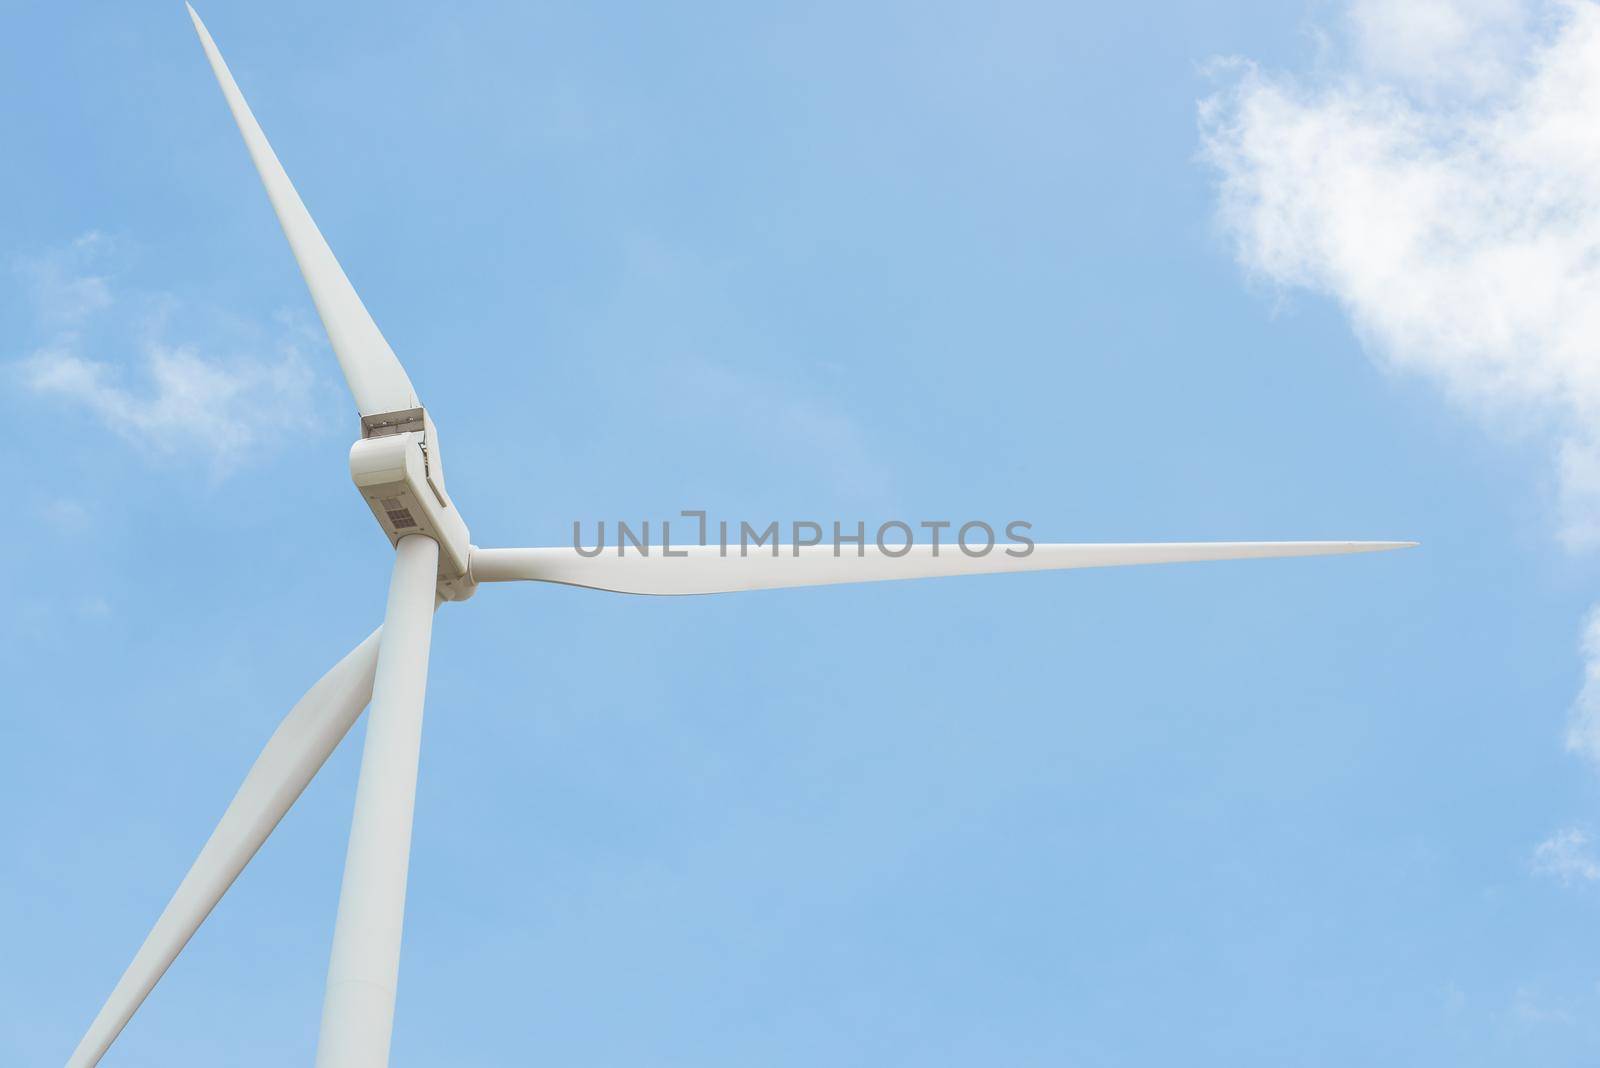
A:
469,541,1415,596
67,629,381,1068
186,4,419,417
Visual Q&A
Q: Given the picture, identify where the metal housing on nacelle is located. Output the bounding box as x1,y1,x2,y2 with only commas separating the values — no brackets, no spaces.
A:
349,408,474,600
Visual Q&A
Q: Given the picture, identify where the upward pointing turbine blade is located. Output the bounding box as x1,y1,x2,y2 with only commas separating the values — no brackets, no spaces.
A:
186,4,419,417
66,630,382,1068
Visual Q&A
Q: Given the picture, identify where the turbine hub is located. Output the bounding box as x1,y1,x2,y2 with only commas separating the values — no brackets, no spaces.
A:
349,408,476,601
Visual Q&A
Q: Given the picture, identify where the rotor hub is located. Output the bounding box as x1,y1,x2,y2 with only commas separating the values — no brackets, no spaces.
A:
349,407,476,601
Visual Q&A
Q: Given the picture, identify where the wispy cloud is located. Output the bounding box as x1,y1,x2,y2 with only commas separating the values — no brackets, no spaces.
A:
1198,2,1600,789
1512,983,1577,1024
11,232,324,476
1566,607,1600,764
1343,0,1534,99
35,497,91,535
20,231,115,327
1201,0,1600,543
674,358,893,502
1533,827,1600,884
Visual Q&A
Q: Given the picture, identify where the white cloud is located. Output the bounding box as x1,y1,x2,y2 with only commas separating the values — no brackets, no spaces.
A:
1533,826,1600,884
18,230,114,327
1565,607,1600,762
20,340,317,470
1345,0,1533,98
11,233,323,475
1199,1,1600,775
1202,1,1600,543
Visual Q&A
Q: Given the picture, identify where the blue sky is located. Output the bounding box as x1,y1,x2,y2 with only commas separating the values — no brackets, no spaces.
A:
6,1,1600,1064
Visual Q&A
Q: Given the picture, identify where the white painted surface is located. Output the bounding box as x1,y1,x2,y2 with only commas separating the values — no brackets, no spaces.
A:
316,535,439,1068
469,541,1417,596
66,630,382,1068
186,4,418,418
349,432,472,582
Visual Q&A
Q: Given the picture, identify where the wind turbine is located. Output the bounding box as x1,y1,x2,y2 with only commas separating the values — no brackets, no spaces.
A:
65,7,1413,1066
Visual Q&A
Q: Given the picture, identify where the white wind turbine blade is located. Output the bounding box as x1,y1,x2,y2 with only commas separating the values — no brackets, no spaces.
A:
67,630,382,1068
186,5,419,417
317,536,440,1066
468,540,1416,596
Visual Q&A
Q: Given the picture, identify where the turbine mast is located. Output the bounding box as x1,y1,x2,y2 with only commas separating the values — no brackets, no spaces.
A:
316,534,440,1067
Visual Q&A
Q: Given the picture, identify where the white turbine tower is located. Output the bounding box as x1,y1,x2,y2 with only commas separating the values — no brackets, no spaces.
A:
65,8,1414,1066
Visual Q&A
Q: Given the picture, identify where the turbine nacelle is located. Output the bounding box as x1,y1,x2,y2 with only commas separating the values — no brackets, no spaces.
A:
349,408,475,601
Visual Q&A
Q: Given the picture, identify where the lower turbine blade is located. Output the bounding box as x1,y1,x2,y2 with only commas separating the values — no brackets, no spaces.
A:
468,541,1416,596
67,629,382,1068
